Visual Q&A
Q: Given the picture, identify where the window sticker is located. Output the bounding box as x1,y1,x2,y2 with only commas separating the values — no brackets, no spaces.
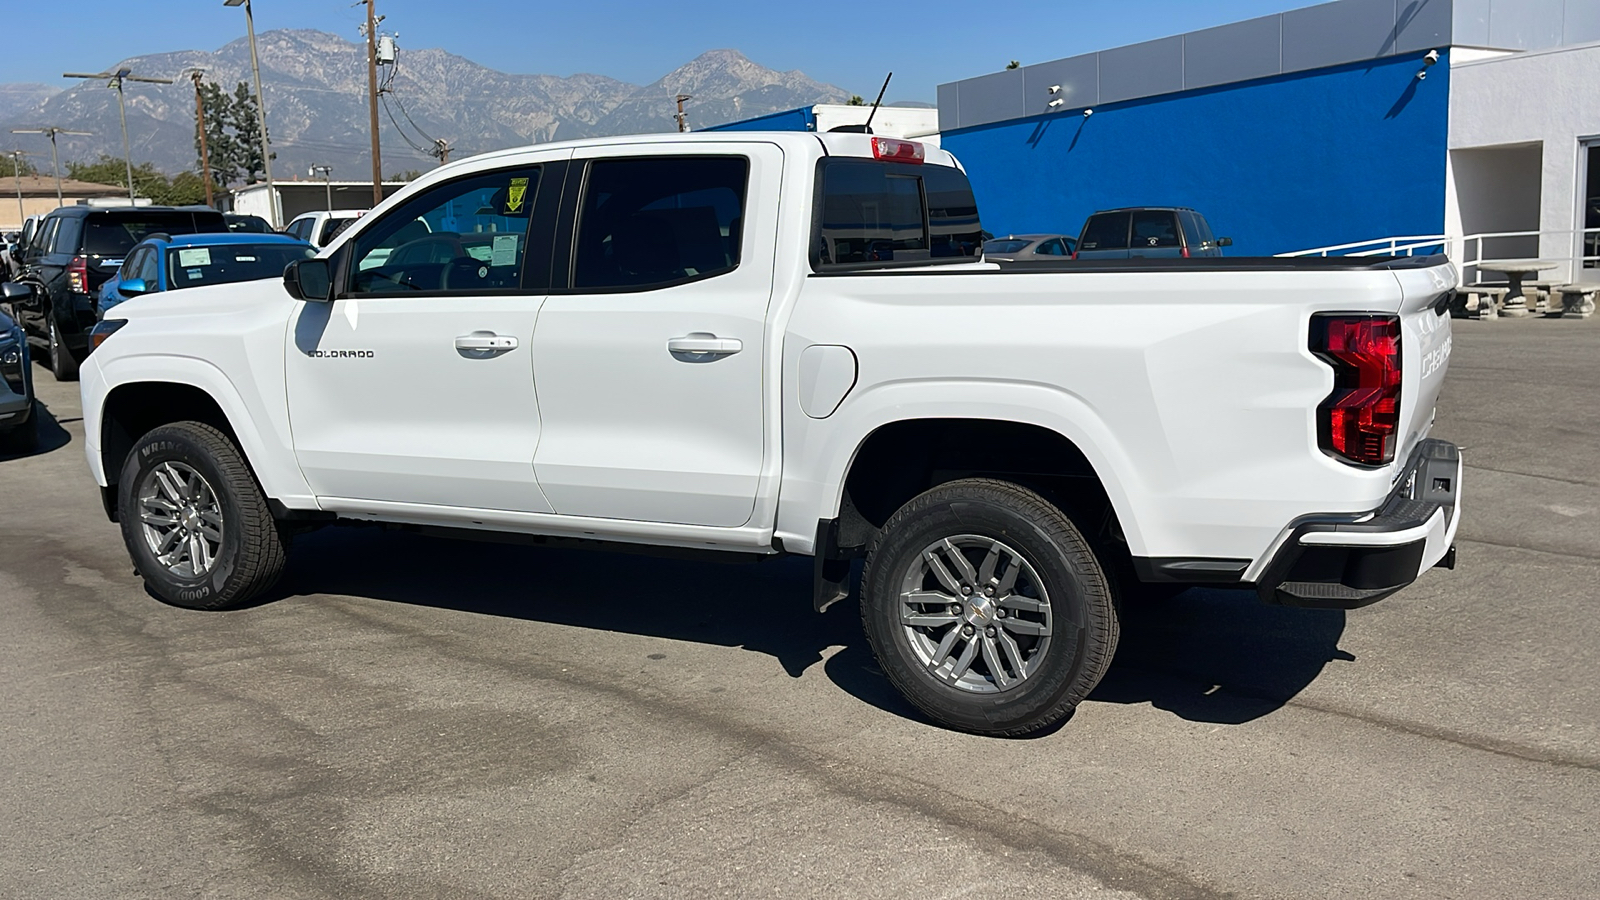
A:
177,248,212,267
490,234,518,267
503,177,529,215
186,268,203,280
235,255,258,263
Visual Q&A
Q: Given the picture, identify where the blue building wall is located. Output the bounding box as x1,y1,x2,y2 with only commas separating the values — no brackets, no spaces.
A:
941,52,1450,256
703,107,816,132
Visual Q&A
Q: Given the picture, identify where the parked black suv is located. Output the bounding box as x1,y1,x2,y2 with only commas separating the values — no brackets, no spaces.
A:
2,206,227,380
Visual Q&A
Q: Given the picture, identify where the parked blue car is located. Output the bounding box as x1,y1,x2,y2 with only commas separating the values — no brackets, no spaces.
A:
98,232,316,317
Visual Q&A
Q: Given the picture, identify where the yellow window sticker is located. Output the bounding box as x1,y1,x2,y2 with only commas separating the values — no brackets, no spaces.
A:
504,177,528,214
177,248,212,267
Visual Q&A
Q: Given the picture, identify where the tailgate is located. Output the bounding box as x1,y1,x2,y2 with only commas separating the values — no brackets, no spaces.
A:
1390,262,1456,463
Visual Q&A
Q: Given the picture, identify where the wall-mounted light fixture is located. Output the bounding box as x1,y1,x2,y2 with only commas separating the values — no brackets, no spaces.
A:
1416,48,1440,80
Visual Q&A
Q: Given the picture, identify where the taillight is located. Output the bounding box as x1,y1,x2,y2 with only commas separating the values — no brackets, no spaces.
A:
1312,315,1401,466
68,256,89,294
1181,246,1190,258
871,136,925,164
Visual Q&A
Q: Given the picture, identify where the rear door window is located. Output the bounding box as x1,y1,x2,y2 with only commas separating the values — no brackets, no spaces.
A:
1130,211,1180,249
1037,238,1068,256
1177,211,1202,249
572,156,747,291
1194,213,1217,246
1078,212,1130,251
52,217,83,255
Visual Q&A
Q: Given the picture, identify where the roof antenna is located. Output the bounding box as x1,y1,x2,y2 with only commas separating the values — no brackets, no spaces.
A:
830,72,892,134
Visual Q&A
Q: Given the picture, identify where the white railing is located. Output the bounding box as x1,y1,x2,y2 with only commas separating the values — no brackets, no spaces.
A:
1279,229,1600,285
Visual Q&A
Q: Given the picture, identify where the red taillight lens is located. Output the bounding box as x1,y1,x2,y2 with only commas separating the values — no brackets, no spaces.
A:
871,136,925,164
1312,315,1402,466
68,256,89,294
1181,246,1190,258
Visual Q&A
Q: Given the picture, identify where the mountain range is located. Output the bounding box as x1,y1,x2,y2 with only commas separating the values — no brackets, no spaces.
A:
0,30,863,186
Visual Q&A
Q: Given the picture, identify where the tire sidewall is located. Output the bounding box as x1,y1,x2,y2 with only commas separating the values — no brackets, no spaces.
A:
864,487,1107,733
118,427,247,609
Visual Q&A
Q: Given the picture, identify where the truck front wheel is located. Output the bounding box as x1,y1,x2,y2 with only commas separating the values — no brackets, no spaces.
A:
117,422,287,610
860,478,1119,736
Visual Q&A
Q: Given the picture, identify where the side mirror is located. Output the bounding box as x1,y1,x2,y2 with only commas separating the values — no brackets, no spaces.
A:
284,258,332,302
1,282,33,302
1217,237,1234,248
118,278,150,296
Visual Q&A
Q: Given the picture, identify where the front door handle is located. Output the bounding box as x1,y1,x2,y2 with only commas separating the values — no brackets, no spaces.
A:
455,332,518,352
667,333,742,358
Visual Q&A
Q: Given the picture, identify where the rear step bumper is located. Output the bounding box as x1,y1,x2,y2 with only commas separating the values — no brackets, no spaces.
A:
1252,439,1462,609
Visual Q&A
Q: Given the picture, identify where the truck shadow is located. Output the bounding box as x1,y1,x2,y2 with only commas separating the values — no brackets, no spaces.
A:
277,526,1351,730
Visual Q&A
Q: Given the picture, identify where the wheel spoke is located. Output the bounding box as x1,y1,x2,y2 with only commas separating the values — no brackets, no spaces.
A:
923,549,965,595
976,540,1002,586
139,510,178,527
189,533,211,573
929,625,963,667
1000,617,1051,638
153,467,185,506
979,635,1013,688
997,594,1046,614
995,554,1021,595
154,528,182,555
995,628,1028,677
940,538,979,585
947,636,980,680
903,613,959,628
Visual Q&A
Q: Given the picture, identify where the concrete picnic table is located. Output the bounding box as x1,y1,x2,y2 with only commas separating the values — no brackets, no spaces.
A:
1477,259,1562,316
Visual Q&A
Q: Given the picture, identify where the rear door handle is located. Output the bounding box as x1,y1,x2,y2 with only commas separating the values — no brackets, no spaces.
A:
667,334,742,357
455,333,518,351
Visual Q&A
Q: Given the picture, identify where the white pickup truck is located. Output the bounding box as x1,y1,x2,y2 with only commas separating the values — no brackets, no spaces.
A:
80,132,1461,736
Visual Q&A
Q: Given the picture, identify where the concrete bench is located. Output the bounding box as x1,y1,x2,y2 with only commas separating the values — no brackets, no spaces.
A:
1554,284,1598,319
1458,286,1509,319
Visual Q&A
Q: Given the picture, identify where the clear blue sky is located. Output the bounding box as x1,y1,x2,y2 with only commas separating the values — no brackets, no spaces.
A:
9,0,1319,102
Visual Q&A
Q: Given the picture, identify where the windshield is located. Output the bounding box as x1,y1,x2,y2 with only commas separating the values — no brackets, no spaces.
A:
166,243,315,290
983,239,1032,254
84,212,228,257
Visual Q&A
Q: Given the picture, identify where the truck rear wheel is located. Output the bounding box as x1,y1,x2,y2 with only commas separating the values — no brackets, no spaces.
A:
117,422,287,610
860,478,1118,736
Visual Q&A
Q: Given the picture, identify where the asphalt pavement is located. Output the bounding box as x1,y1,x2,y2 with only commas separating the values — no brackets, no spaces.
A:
1,316,1596,899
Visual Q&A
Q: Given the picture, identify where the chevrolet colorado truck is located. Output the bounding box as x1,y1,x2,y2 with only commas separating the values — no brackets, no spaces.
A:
79,132,1461,736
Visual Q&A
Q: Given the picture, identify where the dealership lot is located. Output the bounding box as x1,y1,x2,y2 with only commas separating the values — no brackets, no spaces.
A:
1,319,1596,900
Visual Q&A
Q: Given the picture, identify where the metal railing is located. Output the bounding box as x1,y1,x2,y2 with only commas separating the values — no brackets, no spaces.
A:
1279,229,1600,285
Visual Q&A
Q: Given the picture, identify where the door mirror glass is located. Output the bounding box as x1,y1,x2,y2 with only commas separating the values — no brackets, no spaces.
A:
284,258,332,302
1217,236,1233,248
118,278,150,296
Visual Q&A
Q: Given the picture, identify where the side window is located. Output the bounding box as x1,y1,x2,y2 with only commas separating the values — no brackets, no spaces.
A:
1037,238,1066,256
119,248,145,279
53,218,83,255
350,167,541,295
1194,214,1218,246
572,156,747,291
35,217,60,257
922,164,983,259
321,217,355,246
1131,211,1180,248
1178,211,1202,249
1079,212,1130,251
136,247,160,284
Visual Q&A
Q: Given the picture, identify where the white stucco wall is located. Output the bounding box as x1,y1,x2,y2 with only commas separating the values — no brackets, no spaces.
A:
1450,42,1600,281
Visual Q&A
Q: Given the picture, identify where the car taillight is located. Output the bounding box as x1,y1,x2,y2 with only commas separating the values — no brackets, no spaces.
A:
68,256,89,294
1312,315,1401,466
871,137,925,164
1181,246,1190,258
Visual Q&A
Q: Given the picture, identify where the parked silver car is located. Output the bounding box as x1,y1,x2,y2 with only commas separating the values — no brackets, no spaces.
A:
981,233,1076,260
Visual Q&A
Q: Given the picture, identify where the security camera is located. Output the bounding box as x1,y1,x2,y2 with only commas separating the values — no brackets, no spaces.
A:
1423,49,1440,66
1047,84,1062,94
1047,98,1065,108
1083,108,1094,118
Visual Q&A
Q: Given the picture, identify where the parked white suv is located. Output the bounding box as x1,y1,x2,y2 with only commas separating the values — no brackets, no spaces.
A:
80,132,1461,735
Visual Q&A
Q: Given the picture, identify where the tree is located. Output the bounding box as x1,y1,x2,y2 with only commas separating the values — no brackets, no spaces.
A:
0,155,38,178
1005,60,1020,70
847,95,866,106
386,169,424,182
192,79,273,190
66,155,208,205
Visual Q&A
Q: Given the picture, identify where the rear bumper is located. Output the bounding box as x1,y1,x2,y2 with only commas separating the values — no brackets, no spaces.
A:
1251,439,1462,609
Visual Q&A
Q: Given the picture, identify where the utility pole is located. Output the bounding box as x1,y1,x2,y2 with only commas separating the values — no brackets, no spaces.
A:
184,70,215,207
311,164,333,211
363,0,383,206
64,68,173,205
674,94,693,133
224,0,278,226
11,127,92,206
8,150,26,227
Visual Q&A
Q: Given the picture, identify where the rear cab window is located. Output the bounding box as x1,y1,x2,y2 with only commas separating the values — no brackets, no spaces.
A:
814,159,983,270
1130,211,1180,248
168,243,316,290
1078,212,1130,251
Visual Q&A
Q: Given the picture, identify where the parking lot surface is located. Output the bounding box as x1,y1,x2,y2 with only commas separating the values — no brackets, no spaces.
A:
2,318,1597,900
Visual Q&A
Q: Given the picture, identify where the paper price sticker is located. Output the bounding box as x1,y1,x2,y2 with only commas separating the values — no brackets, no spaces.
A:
177,248,212,267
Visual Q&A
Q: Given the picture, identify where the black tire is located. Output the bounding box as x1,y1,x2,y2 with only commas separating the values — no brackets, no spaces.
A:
117,421,287,610
48,312,79,382
0,401,37,455
860,478,1119,737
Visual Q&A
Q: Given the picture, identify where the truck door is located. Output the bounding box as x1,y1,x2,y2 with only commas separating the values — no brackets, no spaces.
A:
530,144,780,527
283,157,566,513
